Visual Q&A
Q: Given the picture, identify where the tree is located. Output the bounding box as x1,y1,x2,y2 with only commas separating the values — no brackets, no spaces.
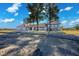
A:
27,3,44,31
48,3,59,32
74,24,79,30
23,17,33,30
26,3,59,31
40,3,59,31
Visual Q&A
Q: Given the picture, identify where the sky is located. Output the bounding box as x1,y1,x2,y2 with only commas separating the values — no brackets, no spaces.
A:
0,3,79,29
57,3,79,28
0,3,28,29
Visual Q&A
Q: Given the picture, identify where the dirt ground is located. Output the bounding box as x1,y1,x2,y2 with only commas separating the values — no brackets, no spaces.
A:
0,32,79,56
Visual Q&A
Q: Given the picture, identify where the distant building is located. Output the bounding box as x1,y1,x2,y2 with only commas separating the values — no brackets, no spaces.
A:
17,20,60,31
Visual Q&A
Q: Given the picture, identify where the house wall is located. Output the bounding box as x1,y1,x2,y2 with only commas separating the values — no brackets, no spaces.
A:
17,23,60,31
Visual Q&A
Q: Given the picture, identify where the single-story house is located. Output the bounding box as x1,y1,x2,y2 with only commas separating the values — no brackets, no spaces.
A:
17,20,60,31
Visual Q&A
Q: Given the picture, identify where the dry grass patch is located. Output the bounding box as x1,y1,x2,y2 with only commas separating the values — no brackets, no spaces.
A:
62,30,79,36
0,29,16,32
0,29,16,35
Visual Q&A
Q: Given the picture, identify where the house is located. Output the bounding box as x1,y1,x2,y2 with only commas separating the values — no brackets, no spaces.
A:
17,20,60,31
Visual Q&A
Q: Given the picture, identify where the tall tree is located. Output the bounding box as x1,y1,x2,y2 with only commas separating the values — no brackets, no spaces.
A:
27,3,44,31
48,3,59,32
24,17,32,30
26,3,59,31
41,3,59,31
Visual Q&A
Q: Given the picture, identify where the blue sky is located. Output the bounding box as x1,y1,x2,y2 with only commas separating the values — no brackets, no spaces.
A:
0,3,28,29
57,3,79,28
0,3,79,29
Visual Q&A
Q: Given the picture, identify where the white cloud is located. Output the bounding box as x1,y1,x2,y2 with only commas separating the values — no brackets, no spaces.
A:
69,21,75,26
60,6,73,12
20,21,23,24
14,13,18,16
0,18,15,23
6,3,21,13
77,11,79,14
64,7,72,11
61,20,67,24
60,20,68,28
60,19,79,28
59,9,64,12
68,19,79,26
75,19,79,23
62,17,65,19
71,19,79,24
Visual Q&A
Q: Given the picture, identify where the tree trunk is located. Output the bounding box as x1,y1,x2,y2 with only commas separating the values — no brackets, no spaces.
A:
48,14,52,32
36,5,39,31
36,20,39,31
46,24,48,31
48,4,52,32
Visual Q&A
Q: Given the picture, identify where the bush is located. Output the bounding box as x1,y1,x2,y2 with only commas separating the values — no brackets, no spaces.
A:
74,24,79,30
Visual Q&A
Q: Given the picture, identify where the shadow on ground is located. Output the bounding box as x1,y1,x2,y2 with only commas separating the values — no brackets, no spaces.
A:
0,32,79,56
37,33,79,56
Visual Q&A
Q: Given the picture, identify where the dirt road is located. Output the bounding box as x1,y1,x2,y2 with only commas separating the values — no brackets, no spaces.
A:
0,32,79,56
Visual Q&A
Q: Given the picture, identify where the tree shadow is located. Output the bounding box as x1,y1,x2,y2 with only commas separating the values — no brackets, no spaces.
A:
35,33,79,56
0,32,35,56
0,31,79,56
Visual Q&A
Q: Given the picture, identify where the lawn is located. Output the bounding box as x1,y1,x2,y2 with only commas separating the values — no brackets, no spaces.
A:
61,30,79,36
